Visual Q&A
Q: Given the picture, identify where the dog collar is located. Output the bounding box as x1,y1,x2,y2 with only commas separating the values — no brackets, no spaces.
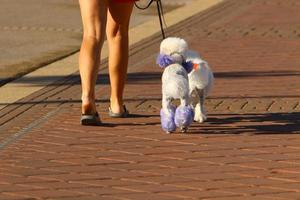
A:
156,53,193,73
193,63,200,70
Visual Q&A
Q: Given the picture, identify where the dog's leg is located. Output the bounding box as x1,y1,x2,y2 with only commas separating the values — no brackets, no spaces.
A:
162,95,172,111
161,96,176,133
189,89,198,111
194,89,207,123
181,96,189,107
200,93,207,121
175,96,194,133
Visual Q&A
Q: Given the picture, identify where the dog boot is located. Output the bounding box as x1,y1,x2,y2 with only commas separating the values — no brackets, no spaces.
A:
160,105,176,133
175,105,194,133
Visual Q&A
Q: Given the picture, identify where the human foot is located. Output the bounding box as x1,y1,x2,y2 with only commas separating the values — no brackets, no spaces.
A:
81,98,101,125
81,112,101,126
109,99,129,118
109,105,129,118
81,96,97,114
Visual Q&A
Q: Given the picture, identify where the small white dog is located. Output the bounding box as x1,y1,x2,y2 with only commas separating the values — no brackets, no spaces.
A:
157,37,194,133
186,50,214,123
157,37,214,133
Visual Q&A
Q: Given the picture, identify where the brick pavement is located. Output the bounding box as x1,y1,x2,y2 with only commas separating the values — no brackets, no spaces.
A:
1,0,300,199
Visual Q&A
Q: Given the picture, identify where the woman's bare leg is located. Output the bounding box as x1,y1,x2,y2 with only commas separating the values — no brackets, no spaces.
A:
79,0,108,114
106,2,134,114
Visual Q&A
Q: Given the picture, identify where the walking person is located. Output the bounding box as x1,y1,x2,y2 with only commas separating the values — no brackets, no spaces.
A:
79,0,136,125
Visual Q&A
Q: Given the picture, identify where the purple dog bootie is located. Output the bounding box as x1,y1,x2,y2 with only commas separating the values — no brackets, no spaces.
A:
160,105,176,133
175,105,194,133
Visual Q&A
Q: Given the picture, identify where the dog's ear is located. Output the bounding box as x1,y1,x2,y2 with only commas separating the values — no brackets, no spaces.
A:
156,54,174,69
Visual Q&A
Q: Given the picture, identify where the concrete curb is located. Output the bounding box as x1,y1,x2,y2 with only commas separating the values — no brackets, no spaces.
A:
0,0,224,110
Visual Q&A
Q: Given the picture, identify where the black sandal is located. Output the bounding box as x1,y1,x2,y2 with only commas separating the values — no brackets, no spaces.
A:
108,105,129,118
80,112,101,126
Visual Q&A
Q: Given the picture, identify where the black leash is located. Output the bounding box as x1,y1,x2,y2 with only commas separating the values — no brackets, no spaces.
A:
135,0,166,39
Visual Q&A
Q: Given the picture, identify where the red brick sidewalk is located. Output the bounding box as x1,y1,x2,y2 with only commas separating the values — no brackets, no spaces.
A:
1,0,300,199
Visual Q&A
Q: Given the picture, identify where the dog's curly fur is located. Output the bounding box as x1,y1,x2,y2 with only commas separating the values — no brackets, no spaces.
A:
186,50,214,123
157,37,193,133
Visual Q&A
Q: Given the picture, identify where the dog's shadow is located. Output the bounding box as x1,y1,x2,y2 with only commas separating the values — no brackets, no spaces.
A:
189,112,300,135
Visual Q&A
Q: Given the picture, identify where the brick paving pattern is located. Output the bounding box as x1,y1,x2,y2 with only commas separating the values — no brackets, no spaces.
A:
1,0,300,199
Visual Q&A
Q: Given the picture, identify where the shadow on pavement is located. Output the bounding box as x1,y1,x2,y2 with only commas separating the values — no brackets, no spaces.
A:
0,97,162,106
214,70,300,79
88,112,300,133
190,112,300,135
3,70,300,86
127,113,159,118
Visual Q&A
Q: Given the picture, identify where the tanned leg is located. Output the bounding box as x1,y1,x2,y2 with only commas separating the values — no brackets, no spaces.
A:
106,2,134,114
79,0,108,114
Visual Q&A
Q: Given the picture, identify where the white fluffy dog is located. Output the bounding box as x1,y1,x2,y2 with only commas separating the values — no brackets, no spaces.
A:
157,37,194,133
157,37,214,133
186,50,214,123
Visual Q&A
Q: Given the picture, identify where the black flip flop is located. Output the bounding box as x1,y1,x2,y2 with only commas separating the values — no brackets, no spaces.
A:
80,112,101,126
109,105,129,118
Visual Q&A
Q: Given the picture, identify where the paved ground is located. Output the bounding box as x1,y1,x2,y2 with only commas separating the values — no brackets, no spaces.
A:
0,0,190,86
1,0,300,199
